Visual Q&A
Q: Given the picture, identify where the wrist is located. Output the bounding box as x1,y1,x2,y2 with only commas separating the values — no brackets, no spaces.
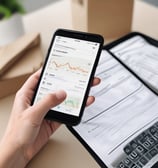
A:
0,137,27,168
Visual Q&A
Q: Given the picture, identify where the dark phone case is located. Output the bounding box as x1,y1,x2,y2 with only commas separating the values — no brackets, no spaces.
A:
32,29,104,126
67,32,158,168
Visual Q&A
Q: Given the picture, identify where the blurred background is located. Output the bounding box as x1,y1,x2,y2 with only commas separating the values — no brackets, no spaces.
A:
19,0,158,13
18,0,59,13
144,0,158,6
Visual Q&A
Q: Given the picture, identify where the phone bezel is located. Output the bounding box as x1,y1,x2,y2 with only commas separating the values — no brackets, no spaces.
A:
32,29,104,126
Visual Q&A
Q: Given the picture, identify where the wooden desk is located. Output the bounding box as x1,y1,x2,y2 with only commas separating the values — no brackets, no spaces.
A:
0,0,158,168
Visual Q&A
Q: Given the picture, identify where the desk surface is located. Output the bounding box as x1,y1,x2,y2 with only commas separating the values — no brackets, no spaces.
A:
1,0,158,168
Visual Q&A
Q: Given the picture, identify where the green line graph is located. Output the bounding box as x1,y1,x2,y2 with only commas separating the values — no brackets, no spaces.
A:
63,97,81,109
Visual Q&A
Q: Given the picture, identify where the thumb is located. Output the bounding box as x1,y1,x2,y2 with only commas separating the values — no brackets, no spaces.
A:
29,90,67,124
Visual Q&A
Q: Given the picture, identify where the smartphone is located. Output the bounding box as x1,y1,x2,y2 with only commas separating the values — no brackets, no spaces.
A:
32,29,104,125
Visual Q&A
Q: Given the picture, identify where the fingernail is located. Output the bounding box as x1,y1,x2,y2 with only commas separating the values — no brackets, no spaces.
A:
55,90,67,100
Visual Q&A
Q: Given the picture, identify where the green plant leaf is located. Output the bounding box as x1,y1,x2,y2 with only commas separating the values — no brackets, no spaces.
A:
0,5,11,20
0,0,25,17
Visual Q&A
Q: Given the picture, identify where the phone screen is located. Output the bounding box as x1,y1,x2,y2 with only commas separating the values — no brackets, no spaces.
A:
33,35,100,117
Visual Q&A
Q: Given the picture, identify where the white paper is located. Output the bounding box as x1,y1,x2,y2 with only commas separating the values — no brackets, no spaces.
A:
110,35,158,93
73,51,158,168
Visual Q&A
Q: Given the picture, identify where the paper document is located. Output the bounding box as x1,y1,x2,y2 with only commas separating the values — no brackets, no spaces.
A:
110,35,158,93
73,50,158,168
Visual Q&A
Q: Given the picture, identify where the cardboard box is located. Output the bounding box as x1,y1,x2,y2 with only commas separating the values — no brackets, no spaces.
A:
0,33,43,98
71,0,134,40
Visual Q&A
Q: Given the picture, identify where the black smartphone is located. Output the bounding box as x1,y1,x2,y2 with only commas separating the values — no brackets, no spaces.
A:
32,29,104,125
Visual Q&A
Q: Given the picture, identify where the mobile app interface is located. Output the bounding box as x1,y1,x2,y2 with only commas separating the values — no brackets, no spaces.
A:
34,36,100,116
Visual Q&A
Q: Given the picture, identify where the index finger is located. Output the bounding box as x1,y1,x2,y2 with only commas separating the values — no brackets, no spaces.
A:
91,77,101,87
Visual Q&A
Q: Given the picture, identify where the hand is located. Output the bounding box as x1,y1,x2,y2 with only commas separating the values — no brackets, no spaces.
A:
0,69,100,168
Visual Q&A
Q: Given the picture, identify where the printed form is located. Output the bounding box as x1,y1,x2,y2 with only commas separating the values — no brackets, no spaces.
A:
110,35,158,93
73,50,158,168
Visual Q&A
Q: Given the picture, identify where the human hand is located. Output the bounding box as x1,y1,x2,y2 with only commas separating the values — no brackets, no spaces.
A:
0,69,100,168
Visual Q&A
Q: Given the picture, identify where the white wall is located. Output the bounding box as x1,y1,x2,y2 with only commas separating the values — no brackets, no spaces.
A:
18,0,59,12
19,0,158,13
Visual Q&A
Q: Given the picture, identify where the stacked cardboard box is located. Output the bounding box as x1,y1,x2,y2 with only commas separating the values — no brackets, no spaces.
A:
0,33,43,98
71,0,134,40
